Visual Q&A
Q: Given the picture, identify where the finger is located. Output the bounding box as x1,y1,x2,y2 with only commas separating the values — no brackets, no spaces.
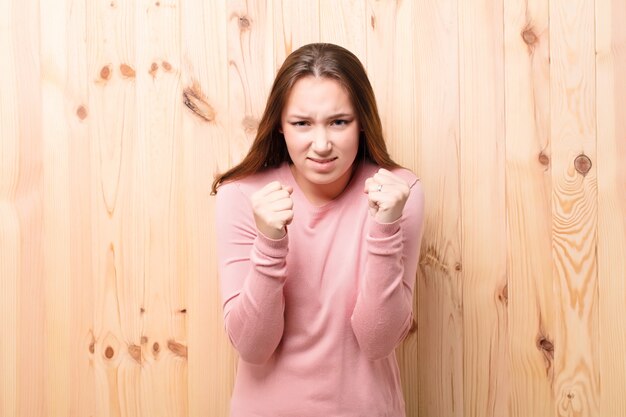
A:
373,172,401,186
367,181,390,194
282,184,293,194
254,181,282,200
265,189,292,203
270,197,294,211
375,169,409,187
275,209,294,226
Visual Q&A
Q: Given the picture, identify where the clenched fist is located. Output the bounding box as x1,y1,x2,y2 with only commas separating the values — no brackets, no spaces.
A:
364,168,410,224
251,181,294,239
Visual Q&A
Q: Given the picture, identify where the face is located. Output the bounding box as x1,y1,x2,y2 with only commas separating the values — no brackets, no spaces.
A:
280,76,360,202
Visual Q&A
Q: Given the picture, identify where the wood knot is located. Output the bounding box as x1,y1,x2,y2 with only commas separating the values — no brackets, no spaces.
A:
140,336,148,344
110,1,116,7
538,152,550,166
567,392,574,399
128,344,142,363
183,84,216,122
120,64,136,78
454,262,462,272
76,105,88,120
242,115,259,133
370,15,376,29
153,342,160,353
537,335,554,359
498,283,508,305
140,307,145,314
179,308,187,314
167,340,188,358
238,16,251,30
104,346,115,359
522,29,537,45
574,154,592,176
100,65,112,80
149,62,159,77
418,246,449,273
155,1,160,6
538,337,554,352
89,341,95,354
162,61,172,71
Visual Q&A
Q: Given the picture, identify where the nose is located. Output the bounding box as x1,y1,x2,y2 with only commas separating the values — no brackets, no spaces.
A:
311,128,331,154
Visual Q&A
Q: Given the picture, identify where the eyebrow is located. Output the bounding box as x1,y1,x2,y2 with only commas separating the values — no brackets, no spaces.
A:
286,113,355,120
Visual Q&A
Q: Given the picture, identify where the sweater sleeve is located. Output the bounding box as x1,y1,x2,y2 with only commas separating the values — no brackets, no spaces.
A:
350,179,425,360
215,182,288,365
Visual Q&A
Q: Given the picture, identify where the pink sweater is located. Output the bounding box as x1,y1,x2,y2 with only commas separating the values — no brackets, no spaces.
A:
215,161,425,417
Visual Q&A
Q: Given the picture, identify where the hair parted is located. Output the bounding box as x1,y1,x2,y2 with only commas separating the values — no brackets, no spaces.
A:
211,42,399,195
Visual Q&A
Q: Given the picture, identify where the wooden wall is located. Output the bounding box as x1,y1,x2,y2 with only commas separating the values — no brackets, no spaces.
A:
1,0,625,416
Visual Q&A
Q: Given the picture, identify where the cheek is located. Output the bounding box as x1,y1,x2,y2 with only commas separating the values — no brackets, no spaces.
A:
336,129,360,153
284,133,306,156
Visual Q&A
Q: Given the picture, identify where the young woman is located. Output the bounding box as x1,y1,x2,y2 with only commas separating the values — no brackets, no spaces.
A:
213,43,425,417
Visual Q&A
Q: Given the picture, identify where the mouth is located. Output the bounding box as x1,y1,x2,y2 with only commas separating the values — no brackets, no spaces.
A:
308,157,337,164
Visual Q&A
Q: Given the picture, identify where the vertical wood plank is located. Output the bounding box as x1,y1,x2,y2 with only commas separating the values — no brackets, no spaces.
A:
503,1,555,416
180,0,235,415
320,0,366,64
274,0,319,68
366,0,419,170
65,1,95,416
40,0,77,413
412,1,464,416
11,0,46,416
0,1,20,416
227,0,275,165
366,1,422,414
550,0,600,415
458,0,510,416
596,0,626,415
87,0,142,415
135,0,187,415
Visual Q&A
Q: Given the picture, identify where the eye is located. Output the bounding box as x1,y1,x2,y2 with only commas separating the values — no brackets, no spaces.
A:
331,119,350,126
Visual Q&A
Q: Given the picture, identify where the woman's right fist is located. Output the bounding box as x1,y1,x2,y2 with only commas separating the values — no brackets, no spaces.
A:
250,181,294,239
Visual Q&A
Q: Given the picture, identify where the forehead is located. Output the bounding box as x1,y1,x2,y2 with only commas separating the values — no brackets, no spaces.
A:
283,76,353,114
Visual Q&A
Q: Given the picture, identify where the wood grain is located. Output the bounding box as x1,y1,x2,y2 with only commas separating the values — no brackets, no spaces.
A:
227,0,275,165
0,1,20,416
550,0,600,415
596,0,626,415
274,0,319,68
181,0,235,415
88,0,142,415
9,0,47,416
2,2,626,417
412,0,464,416
320,0,366,64
504,1,555,416
459,0,510,416
136,0,188,415
40,0,74,414
65,0,96,415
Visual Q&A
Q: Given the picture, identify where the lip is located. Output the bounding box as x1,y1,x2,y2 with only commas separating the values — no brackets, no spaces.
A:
307,157,337,164
307,156,338,172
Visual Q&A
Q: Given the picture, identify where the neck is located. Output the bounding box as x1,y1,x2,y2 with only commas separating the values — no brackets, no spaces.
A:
290,162,358,206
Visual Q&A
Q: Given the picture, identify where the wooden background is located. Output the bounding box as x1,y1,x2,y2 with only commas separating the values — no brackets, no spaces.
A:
1,0,625,416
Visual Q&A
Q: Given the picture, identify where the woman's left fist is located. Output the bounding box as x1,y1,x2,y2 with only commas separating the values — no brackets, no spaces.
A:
364,168,410,224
